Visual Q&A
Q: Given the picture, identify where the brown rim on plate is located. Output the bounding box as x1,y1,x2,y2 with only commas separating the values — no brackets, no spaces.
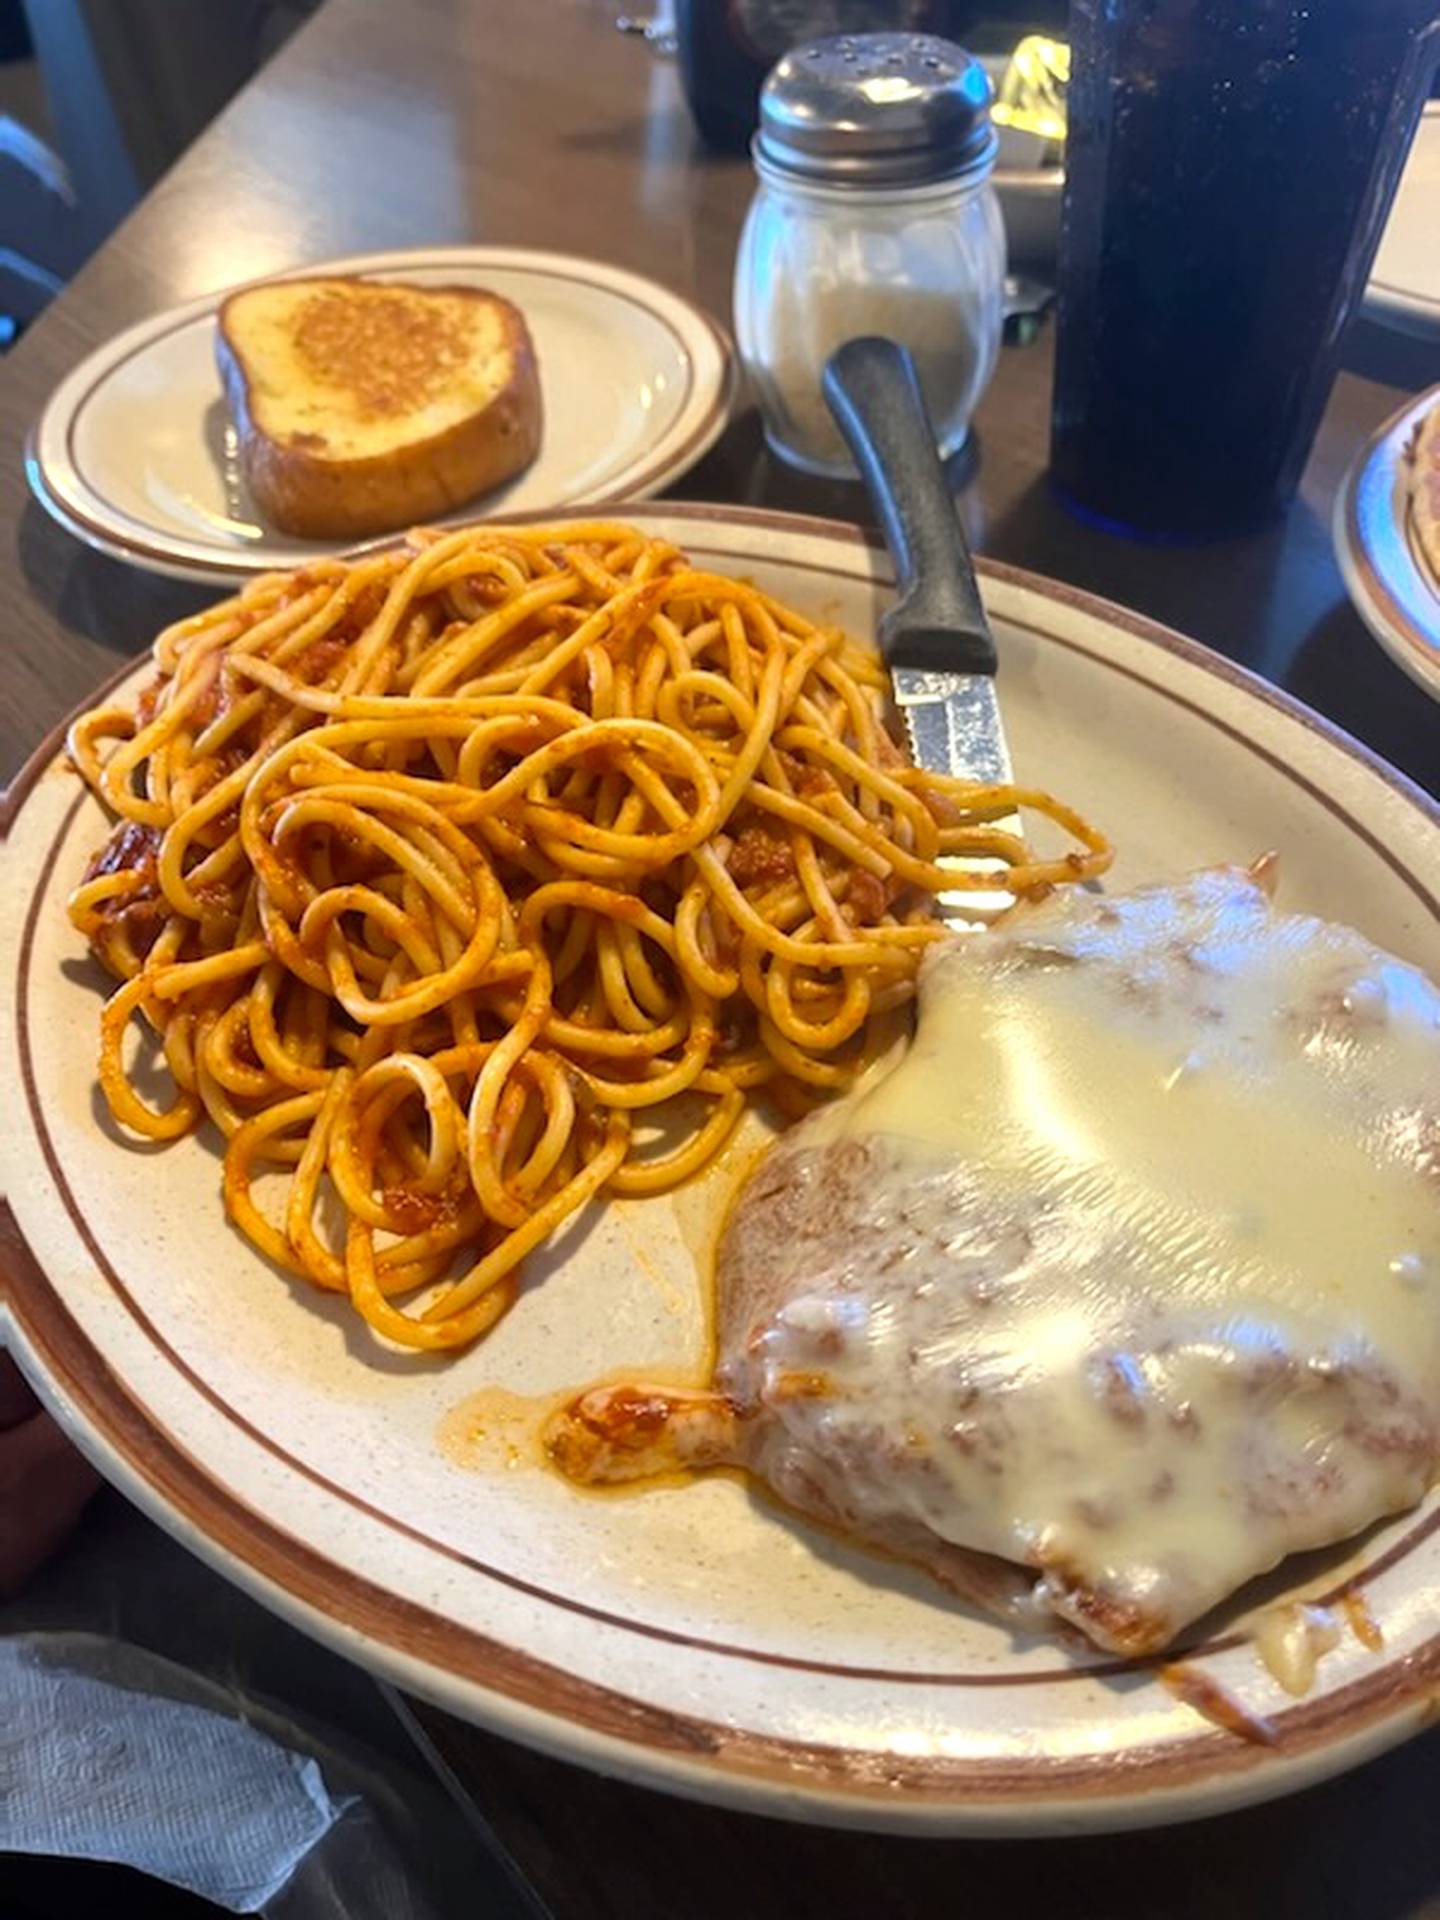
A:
4,505,1438,1813
29,253,738,579
6,1186,1440,1809
1339,382,1440,680
17,735,1438,1697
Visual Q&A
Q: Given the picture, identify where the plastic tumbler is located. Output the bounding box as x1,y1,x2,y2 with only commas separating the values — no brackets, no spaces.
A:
1051,1,1440,540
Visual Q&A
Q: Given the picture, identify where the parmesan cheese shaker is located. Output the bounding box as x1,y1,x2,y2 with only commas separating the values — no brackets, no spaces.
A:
734,32,1004,479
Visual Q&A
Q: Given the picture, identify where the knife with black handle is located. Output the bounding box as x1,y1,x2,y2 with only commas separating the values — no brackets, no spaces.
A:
823,335,1020,924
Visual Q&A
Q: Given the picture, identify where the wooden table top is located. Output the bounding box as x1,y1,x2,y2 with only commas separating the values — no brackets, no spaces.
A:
3,0,1437,794
2,2,1435,1914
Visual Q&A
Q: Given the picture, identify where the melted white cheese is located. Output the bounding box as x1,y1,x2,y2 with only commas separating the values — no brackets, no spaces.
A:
763,870,1440,1647
1253,1603,1343,1696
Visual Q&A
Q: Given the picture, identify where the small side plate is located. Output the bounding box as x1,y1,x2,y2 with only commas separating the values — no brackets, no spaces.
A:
1333,382,1440,706
28,246,736,583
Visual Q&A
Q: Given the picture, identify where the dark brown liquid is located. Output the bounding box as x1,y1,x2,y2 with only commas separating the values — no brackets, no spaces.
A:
1052,1,1440,539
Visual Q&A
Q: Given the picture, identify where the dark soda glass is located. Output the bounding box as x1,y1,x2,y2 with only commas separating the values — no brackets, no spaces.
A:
1051,1,1440,540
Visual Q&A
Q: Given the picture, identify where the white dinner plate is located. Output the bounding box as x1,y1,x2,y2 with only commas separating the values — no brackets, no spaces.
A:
2,504,1437,1835
26,248,736,583
1334,383,1440,704
1365,104,1440,343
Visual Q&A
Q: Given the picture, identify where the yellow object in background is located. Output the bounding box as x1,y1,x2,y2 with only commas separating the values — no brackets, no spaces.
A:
992,35,1070,148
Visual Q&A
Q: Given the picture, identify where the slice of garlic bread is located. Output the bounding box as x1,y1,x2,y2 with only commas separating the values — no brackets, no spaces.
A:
216,276,542,539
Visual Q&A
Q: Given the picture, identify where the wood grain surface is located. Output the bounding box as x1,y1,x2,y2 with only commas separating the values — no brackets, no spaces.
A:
2,0,1436,792
2,2,1436,1914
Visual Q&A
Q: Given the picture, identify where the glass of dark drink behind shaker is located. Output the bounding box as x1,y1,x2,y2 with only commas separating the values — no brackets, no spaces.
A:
1051,1,1440,540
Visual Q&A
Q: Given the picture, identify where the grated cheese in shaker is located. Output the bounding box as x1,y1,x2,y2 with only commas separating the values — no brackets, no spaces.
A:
734,33,1005,479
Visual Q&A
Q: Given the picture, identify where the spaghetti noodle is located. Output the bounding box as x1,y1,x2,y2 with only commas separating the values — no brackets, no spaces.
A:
66,522,1111,1351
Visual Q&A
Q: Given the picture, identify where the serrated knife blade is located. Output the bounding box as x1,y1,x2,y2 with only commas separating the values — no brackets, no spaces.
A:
890,667,1021,926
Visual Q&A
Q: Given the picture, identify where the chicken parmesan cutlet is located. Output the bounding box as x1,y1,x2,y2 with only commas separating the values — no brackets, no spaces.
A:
547,867,1440,1656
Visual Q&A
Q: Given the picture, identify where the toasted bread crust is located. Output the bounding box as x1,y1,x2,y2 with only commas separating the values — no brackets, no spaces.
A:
1409,398,1440,588
216,278,542,540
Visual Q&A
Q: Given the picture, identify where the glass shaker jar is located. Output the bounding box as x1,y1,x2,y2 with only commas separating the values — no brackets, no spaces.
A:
734,33,1005,479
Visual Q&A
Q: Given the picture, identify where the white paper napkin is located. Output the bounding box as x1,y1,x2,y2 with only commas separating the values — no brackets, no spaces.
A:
0,1632,354,1913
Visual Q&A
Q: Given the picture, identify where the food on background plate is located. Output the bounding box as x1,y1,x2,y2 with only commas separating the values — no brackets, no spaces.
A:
65,521,1110,1353
550,866,1440,1656
216,277,542,539
1407,393,1440,589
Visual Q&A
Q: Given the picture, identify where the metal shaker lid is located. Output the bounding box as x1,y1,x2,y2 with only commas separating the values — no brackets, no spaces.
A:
756,32,996,188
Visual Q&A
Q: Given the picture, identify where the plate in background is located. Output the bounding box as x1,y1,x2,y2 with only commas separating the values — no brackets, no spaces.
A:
4,503,1438,1835
27,247,736,583
1334,383,1440,704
